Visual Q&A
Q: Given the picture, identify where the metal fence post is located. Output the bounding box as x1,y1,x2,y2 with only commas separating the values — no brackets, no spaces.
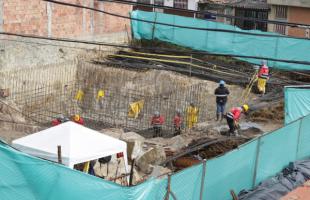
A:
199,160,207,200
296,118,304,159
252,137,262,188
57,145,62,164
164,173,177,200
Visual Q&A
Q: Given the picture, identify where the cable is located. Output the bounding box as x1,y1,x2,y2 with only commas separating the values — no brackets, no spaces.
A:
109,54,244,77
120,50,248,75
43,0,310,40
108,53,307,85
0,38,99,51
1,31,310,66
101,0,310,28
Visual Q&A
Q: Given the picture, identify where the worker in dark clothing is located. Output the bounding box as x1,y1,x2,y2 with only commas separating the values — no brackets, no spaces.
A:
151,111,165,137
214,80,230,121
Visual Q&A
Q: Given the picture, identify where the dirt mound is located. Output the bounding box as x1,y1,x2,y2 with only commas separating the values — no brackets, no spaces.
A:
249,102,284,122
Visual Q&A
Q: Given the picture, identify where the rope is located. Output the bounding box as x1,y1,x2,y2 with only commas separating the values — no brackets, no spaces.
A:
129,50,192,59
123,51,248,75
239,70,258,104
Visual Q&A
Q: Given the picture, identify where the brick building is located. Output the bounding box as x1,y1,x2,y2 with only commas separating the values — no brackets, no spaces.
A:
268,0,310,38
0,0,132,39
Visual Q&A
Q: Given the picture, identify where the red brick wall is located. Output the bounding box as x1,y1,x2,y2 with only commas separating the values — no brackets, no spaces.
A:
100,2,131,34
2,0,132,38
51,0,85,38
3,0,48,35
288,7,310,38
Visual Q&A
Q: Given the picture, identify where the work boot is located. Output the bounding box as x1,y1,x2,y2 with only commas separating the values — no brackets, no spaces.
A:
221,114,225,121
216,114,220,121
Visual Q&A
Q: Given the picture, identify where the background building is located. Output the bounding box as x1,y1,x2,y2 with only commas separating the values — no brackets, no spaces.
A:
268,0,310,38
133,0,199,17
198,0,269,31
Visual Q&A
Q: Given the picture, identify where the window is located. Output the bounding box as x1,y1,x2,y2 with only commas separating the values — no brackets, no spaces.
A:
274,24,286,35
274,6,288,35
174,0,188,9
154,0,164,6
275,5,287,19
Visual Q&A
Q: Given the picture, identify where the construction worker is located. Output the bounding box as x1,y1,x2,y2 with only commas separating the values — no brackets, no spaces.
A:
151,111,164,137
173,110,182,136
72,114,84,125
75,89,84,102
214,80,230,121
257,60,270,96
226,104,249,136
51,114,69,126
96,89,105,109
186,103,199,129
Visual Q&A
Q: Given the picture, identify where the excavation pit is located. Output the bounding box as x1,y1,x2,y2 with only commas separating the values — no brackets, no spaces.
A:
2,60,250,137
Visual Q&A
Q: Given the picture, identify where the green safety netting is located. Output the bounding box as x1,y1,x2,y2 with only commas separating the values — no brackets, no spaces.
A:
203,140,258,200
296,114,310,160
254,120,300,185
131,10,310,71
2,91,310,199
2,111,310,200
284,86,310,124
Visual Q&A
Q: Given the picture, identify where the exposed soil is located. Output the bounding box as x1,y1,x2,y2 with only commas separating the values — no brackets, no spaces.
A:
249,102,284,123
199,138,249,159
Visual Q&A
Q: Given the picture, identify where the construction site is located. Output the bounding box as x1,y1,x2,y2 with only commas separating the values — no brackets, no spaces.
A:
1,0,310,200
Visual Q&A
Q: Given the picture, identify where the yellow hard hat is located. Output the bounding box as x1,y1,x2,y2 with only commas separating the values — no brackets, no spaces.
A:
74,114,80,121
242,104,249,112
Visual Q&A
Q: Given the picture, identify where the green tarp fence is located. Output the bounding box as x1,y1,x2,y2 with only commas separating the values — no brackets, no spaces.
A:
2,88,310,199
285,86,310,124
2,113,310,199
131,10,310,71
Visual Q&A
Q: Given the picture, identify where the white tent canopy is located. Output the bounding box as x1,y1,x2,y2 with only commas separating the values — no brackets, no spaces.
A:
12,121,128,172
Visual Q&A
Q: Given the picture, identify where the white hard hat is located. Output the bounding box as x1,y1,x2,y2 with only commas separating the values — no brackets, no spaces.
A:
261,60,267,65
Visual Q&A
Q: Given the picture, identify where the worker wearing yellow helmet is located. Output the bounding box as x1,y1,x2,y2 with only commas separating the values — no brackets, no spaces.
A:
226,104,249,136
72,114,84,125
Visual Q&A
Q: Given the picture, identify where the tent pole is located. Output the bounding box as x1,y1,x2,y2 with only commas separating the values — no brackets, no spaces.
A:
129,159,135,186
57,145,62,164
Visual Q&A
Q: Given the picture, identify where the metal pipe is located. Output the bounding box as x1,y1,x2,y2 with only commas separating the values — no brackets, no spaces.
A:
57,145,62,164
